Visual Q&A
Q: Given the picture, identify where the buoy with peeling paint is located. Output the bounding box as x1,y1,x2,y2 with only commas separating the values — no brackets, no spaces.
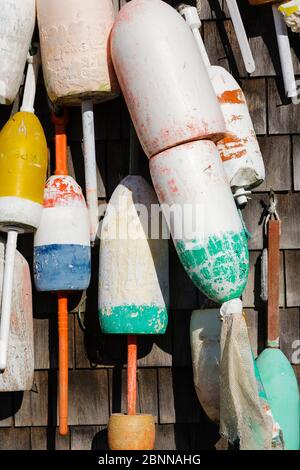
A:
33,111,91,436
34,175,91,292
180,5,265,207
99,176,169,335
0,50,47,371
37,0,119,243
99,167,168,450
190,309,220,423
150,140,249,304
0,0,35,105
0,239,34,392
111,0,226,158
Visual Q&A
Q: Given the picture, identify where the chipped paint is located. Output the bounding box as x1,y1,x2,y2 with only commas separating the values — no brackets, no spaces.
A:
34,244,91,292
218,89,245,104
34,175,91,292
111,0,226,158
150,140,249,304
0,0,35,104
176,230,249,303
99,304,168,335
211,67,265,190
98,176,169,335
37,0,119,105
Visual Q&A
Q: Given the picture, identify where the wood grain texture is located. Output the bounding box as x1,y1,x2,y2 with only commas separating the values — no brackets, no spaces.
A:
241,79,267,135
66,370,109,426
253,136,291,192
71,426,107,450
292,136,300,191
279,308,300,363
285,251,300,307
30,427,70,450
14,371,49,427
243,193,300,250
0,428,30,450
268,78,300,134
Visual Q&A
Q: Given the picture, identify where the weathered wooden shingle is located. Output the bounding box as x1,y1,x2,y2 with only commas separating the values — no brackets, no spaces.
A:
279,308,300,363
285,251,300,306
253,136,291,192
268,78,300,134
66,370,109,426
14,371,49,427
0,428,30,450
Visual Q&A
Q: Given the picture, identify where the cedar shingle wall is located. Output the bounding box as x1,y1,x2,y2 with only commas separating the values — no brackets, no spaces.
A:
0,0,299,450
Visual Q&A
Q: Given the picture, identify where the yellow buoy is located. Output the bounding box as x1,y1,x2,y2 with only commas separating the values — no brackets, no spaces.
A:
0,111,47,230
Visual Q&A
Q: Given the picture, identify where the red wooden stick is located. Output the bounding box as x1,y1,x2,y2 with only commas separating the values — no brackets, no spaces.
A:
127,335,137,416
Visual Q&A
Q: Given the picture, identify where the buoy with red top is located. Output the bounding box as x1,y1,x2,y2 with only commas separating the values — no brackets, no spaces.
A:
33,110,91,436
0,48,47,371
111,0,227,158
179,5,265,207
0,0,35,105
37,0,119,243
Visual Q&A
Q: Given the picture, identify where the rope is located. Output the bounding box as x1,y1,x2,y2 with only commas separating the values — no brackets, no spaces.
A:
264,189,280,236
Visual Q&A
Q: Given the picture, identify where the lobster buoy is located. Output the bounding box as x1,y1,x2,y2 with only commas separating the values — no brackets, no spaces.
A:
0,112,47,230
37,0,119,243
256,349,300,450
111,0,226,158
180,6,265,206
108,414,155,451
190,309,220,423
0,240,34,392
37,0,118,105
214,69,265,197
34,175,91,292
0,0,35,105
99,175,169,335
150,140,249,303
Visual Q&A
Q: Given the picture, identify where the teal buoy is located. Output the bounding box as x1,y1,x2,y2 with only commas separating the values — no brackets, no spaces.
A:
256,348,300,450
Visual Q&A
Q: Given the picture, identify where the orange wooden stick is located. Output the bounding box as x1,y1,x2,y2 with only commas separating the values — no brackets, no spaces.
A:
52,111,69,176
58,294,68,435
53,110,69,435
127,335,137,416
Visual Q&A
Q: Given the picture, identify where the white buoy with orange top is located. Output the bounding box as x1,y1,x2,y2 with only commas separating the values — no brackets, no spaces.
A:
33,110,91,436
0,0,35,105
179,5,265,206
0,48,48,371
37,0,119,243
